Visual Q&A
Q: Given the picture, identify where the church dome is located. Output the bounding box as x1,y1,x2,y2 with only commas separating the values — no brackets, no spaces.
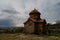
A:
29,9,41,15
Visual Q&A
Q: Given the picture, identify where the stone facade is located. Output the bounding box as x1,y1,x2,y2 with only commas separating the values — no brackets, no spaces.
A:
24,9,47,34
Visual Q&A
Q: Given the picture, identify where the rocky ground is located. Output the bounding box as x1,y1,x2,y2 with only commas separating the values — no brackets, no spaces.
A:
0,33,60,40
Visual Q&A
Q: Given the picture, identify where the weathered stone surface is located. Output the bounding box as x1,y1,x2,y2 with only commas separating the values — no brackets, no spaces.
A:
24,9,47,34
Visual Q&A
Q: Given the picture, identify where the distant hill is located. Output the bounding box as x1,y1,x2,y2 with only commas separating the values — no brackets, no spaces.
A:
0,26,23,29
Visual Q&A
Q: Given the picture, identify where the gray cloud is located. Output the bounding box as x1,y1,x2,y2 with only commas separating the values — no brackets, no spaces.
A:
0,0,60,27
2,9,19,14
0,19,14,27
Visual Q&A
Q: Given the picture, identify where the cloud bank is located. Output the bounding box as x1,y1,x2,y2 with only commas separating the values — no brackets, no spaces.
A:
0,0,60,27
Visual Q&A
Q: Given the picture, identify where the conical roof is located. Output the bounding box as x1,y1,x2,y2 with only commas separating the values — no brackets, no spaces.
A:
29,9,41,15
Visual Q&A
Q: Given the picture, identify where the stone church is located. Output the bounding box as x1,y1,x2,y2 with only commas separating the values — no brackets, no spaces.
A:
24,9,48,34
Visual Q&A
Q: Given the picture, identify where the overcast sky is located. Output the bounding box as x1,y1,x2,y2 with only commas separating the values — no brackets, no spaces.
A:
0,0,60,27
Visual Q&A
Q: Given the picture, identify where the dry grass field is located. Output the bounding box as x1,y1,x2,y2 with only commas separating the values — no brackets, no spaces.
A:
0,33,60,40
